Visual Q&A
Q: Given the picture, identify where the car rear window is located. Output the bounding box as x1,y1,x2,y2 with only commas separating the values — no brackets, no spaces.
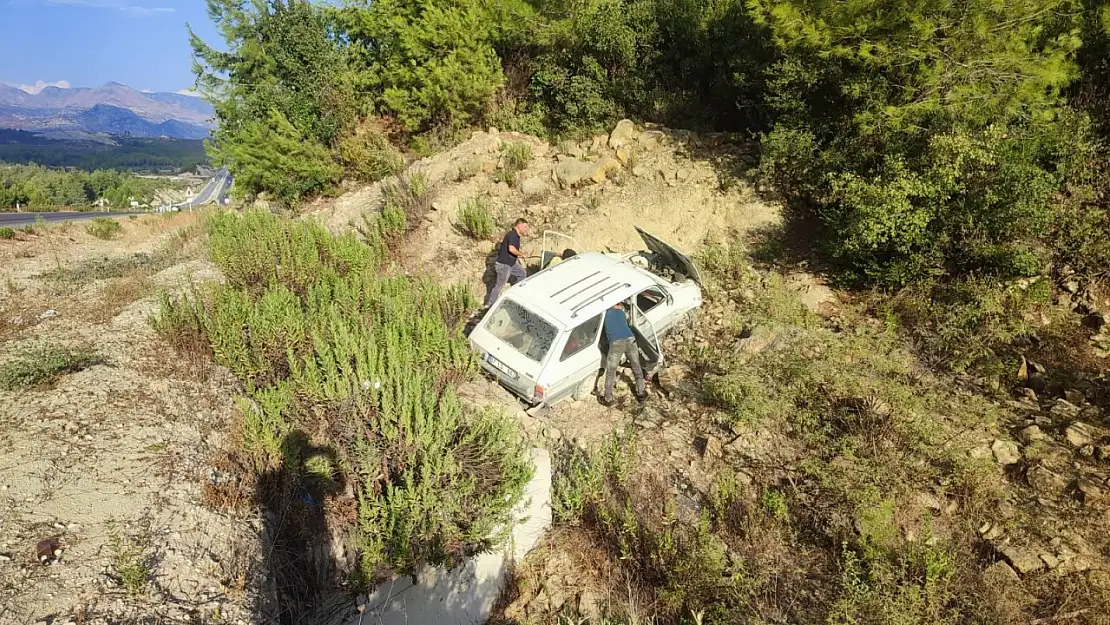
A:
485,299,558,363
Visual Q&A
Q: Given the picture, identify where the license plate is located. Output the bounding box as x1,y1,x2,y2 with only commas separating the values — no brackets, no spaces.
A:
485,354,517,379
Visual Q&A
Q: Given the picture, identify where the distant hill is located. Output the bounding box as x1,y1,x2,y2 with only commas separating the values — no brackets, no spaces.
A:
0,128,207,173
0,82,215,140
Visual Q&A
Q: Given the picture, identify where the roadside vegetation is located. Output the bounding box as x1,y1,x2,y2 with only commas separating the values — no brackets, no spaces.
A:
86,217,124,240
0,163,181,210
153,210,531,583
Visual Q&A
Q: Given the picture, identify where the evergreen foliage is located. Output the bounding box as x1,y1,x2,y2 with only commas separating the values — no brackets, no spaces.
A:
155,211,532,578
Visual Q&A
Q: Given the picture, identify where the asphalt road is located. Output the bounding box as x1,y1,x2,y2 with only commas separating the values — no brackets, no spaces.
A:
177,167,231,208
0,211,142,229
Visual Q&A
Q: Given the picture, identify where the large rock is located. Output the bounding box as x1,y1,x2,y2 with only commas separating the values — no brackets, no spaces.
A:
355,449,552,625
1065,421,1094,448
553,159,595,189
992,439,1022,466
608,119,637,150
638,130,665,148
1027,465,1069,496
1020,425,1046,444
588,157,622,184
999,546,1046,575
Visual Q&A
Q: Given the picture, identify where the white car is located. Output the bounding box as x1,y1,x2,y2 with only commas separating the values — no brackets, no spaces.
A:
469,227,703,407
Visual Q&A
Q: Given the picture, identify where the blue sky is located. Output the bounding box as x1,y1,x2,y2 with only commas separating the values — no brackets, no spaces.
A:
1,0,221,94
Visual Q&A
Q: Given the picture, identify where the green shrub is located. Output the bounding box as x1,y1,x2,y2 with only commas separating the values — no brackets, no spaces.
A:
339,131,405,182
456,197,495,239
0,226,14,240
382,173,432,226
86,217,124,240
0,345,104,390
154,210,531,578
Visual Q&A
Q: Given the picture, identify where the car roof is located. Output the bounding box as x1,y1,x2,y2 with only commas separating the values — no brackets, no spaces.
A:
505,252,656,328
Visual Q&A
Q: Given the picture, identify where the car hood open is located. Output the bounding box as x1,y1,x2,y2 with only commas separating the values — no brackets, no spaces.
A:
635,226,702,284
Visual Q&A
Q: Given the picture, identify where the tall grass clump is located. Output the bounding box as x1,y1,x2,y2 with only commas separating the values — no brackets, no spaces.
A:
154,210,531,579
496,142,532,186
0,226,14,240
456,197,495,239
86,217,124,240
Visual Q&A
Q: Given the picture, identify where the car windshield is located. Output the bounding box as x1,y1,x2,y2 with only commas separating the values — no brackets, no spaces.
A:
485,299,558,363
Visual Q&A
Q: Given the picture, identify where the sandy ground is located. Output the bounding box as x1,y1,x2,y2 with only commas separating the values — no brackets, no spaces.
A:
0,215,262,625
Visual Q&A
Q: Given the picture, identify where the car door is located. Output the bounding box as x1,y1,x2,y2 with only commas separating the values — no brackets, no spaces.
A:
634,284,678,334
541,313,604,404
630,302,663,375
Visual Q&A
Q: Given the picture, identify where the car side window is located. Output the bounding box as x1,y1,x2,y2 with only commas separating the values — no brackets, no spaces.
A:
636,287,666,313
560,314,602,361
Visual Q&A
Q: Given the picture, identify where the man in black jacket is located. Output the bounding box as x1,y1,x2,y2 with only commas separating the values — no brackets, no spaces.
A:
486,218,529,307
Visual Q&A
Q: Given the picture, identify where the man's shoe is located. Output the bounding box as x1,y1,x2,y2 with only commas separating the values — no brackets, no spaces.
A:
635,392,648,403
600,396,614,407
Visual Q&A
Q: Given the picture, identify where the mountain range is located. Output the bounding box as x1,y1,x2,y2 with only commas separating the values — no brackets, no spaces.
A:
0,82,215,140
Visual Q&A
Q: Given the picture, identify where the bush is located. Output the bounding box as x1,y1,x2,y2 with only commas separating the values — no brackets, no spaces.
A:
0,226,14,240
154,210,532,579
86,217,124,240
0,345,104,390
338,131,405,182
456,197,495,239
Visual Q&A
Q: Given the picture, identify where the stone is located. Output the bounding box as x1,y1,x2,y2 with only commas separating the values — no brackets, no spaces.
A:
608,119,637,150
1076,477,1104,504
554,159,595,189
1017,356,1029,382
1096,446,1110,462
992,440,1022,465
588,157,621,184
982,561,1021,585
631,165,649,177
1027,465,1068,496
1080,444,1096,458
359,449,551,625
999,546,1046,575
638,130,665,148
1020,425,1046,444
675,168,692,182
1052,400,1081,419
1039,553,1061,570
695,435,724,462
520,176,552,199
1065,389,1086,406
1064,422,1094,448
615,147,633,165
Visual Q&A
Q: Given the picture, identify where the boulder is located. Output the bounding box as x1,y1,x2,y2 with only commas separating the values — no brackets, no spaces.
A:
554,159,595,189
520,176,552,199
1051,400,1081,419
1065,422,1094,448
999,546,1046,575
615,147,633,165
588,157,622,184
695,434,724,462
638,130,666,148
1020,425,1046,444
1076,477,1105,505
608,119,637,150
992,440,1022,466
1027,465,1069,496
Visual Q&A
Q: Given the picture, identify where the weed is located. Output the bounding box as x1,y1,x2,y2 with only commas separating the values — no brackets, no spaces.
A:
0,345,104,390
381,172,433,229
457,197,496,239
496,142,532,186
339,131,405,182
455,159,483,182
22,224,35,235
0,226,14,240
40,251,176,284
760,489,789,521
107,526,151,596
86,217,124,240
154,210,531,579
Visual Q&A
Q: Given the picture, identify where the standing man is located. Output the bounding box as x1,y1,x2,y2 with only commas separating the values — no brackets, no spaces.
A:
602,301,647,406
486,218,530,308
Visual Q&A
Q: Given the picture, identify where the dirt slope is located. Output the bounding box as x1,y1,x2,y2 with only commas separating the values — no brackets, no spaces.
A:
0,217,263,625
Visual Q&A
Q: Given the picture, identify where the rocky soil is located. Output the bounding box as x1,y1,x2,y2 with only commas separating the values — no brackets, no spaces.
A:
0,216,265,625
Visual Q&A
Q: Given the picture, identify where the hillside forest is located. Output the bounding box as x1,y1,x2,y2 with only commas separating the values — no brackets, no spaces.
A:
193,0,1110,293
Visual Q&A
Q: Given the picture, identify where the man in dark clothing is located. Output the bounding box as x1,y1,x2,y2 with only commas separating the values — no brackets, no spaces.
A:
486,218,530,307
602,301,646,405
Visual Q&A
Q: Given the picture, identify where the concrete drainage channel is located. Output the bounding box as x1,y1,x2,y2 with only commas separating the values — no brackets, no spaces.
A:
309,449,553,625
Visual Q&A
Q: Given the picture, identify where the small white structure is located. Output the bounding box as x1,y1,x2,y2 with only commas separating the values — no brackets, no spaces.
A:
351,448,552,625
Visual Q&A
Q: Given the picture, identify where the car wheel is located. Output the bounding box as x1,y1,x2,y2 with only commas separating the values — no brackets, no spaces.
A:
572,372,597,401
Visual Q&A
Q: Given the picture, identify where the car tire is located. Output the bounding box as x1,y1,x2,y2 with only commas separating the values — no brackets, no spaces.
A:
573,372,597,401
